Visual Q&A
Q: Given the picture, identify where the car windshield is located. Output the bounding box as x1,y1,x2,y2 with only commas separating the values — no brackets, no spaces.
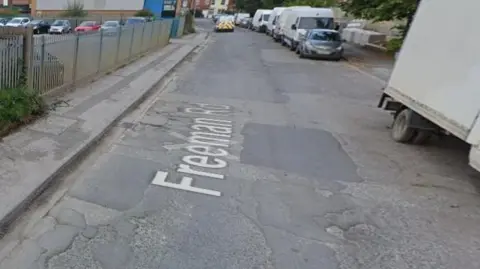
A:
80,21,95,27
9,18,22,23
262,14,270,21
104,21,118,27
298,17,334,29
52,20,66,26
30,20,42,25
127,18,145,24
309,31,340,41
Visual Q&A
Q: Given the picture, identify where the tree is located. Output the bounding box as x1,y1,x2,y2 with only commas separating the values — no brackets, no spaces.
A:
340,0,421,37
283,0,336,7
60,0,88,17
340,0,417,22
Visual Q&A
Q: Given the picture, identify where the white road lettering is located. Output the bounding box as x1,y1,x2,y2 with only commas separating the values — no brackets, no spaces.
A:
154,103,235,197
189,133,230,147
194,118,232,126
183,155,227,169
190,131,230,138
177,164,225,179
184,107,230,115
152,171,221,197
186,145,229,157
195,103,231,110
191,124,232,134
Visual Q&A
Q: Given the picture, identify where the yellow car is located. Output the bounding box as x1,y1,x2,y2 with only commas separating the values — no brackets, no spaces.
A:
214,18,235,32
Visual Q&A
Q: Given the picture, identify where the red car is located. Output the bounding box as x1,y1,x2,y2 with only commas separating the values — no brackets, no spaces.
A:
75,21,101,32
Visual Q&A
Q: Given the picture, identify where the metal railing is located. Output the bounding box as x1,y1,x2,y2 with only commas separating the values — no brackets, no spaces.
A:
0,19,173,95
0,35,23,89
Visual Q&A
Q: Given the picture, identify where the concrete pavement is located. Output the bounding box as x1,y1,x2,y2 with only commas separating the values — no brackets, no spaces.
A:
2,20,480,269
0,31,207,234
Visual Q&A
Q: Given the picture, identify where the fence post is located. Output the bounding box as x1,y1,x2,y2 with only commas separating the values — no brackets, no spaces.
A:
23,27,34,91
115,27,122,64
72,34,80,84
140,23,146,52
149,21,155,49
39,35,46,93
157,21,165,46
129,26,135,59
97,29,104,74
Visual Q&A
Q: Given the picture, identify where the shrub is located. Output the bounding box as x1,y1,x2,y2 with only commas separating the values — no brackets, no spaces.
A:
134,9,154,18
60,1,88,17
386,38,403,53
0,87,45,127
0,7,20,16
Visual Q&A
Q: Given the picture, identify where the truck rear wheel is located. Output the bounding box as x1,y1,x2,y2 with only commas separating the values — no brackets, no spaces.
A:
391,109,416,143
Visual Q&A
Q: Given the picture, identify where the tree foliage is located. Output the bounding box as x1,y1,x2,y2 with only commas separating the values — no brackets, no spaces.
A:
236,0,336,16
61,1,88,17
339,0,418,22
283,0,336,8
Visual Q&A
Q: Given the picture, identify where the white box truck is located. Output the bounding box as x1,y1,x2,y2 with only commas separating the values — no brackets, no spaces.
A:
378,0,480,171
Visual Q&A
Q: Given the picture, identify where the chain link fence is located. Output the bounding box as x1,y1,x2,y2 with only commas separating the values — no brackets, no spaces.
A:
0,19,174,95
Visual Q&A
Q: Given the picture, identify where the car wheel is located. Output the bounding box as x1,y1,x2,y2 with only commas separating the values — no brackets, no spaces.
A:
295,46,300,54
289,44,295,51
281,38,286,46
299,48,305,58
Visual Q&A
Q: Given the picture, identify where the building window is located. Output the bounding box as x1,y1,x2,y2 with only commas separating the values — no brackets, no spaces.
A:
220,0,225,4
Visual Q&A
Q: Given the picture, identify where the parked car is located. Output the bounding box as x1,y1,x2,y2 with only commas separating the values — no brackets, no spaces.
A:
101,20,121,35
75,21,101,33
5,17,30,27
239,18,252,28
234,13,250,25
49,20,72,34
29,20,50,34
0,18,10,26
125,17,147,25
212,14,222,23
296,29,343,61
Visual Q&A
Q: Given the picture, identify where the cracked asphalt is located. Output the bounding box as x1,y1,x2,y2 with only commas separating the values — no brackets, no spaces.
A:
2,20,480,269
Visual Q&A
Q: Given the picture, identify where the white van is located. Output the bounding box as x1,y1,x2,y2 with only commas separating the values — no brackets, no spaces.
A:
252,9,272,32
266,7,286,36
274,7,311,41
281,8,335,50
234,13,250,25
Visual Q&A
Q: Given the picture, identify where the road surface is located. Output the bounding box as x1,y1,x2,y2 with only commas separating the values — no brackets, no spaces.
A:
1,19,480,269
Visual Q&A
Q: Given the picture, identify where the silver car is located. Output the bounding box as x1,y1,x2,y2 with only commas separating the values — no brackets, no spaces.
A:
49,20,72,34
5,17,30,27
296,29,344,61
101,20,121,35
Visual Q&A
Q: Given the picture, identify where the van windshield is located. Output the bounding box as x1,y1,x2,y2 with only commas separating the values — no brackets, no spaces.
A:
298,17,334,29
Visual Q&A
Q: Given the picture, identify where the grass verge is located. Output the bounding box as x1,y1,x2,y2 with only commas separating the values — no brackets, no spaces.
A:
0,86,46,138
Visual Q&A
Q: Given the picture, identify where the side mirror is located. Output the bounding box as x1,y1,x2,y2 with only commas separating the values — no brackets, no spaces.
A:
291,24,296,30
258,18,261,22
342,39,347,42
